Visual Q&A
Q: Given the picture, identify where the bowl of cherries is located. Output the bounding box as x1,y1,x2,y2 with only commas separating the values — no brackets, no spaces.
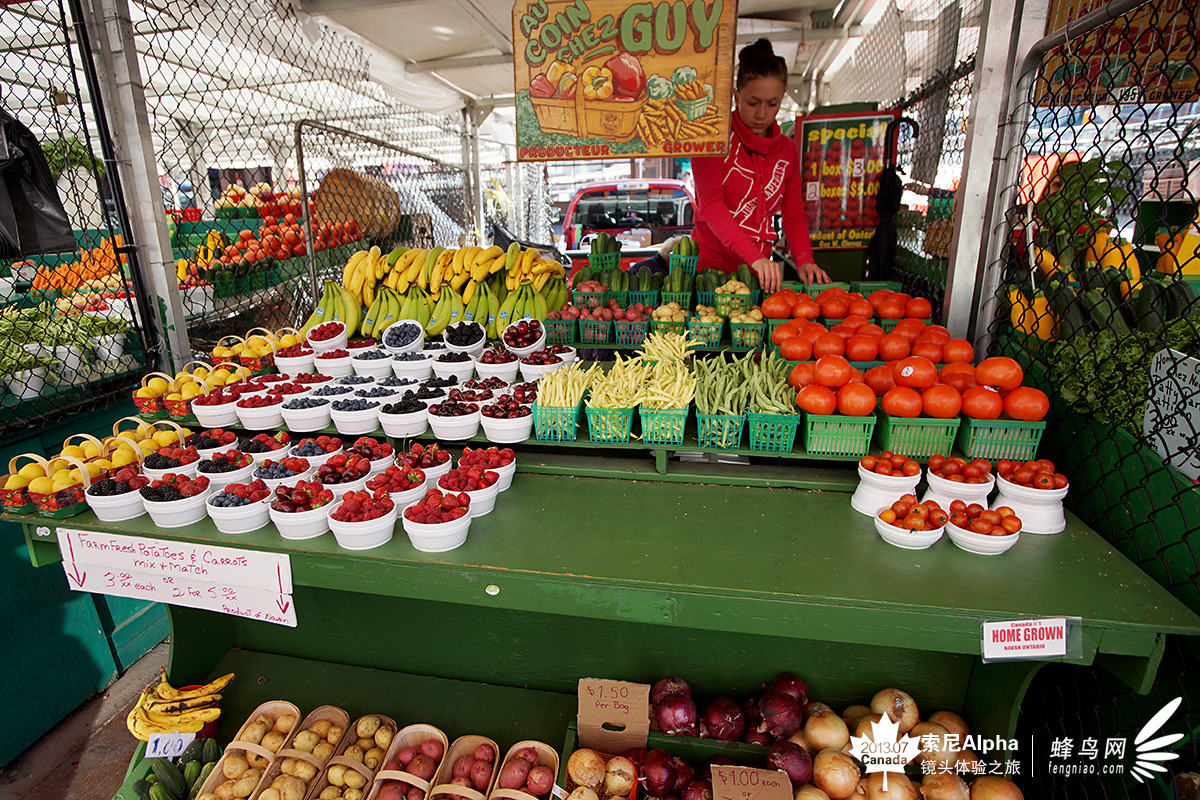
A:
480,397,533,444
401,489,473,553
400,442,453,484
518,349,564,383
475,346,519,382
427,399,481,441
268,480,337,540
345,436,396,475
207,479,273,534
502,319,546,358
314,453,374,499
329,490,397,551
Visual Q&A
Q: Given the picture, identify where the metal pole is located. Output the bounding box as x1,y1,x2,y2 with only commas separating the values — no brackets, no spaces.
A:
470,108,485,242
295,121,320,301
86,0,190,371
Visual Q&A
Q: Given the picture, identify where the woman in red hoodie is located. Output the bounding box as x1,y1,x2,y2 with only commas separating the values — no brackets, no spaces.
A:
692,39,829,293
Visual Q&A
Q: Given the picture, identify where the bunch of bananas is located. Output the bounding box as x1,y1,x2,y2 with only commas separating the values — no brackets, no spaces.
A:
126,670,234,740
300,280,362,337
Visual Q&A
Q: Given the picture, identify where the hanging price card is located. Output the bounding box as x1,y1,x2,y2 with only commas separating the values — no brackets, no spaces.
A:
710,766,792,800
577,678,649,752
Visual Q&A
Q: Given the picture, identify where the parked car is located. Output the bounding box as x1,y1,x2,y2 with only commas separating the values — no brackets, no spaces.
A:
562,179,695,270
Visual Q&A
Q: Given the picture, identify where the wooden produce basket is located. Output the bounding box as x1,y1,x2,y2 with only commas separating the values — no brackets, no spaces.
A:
131,371,175,416
0,454,48,514
365,722,449,800
195,700,300,800
423,735,502,800
582,93,648,143
247,705,353,800
32,454,90,519
530,94,579,135
316,168,401,240
241,327,279,374
488,741,560,800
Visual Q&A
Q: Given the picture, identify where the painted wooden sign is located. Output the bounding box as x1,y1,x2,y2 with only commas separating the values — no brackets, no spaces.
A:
512,0,738,161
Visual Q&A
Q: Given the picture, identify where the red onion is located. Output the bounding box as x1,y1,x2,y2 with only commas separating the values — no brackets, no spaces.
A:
682,780,712,800
623,748,648,770
767,741,813,789
671,758,695,793
744,730,774,746
767,673,809,706
758,691,804,739
641,749,677,797
651,677,692,705
655,693,698,736
703,697,746,741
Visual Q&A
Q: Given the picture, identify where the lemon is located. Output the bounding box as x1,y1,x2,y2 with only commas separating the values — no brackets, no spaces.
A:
61,445,86,460
153,431,178,447
81,441,100,459
278,334,299,348
139,441,157,455
46,459,67,473
135,387,156,399
117,430,139,441
178,426,193,437
18,463,45,479
91,459,112,472
28,477,55,494
231,343,245,355
165,392,183,402
212,368,232,384
212,346,233,359
193,367,210,380
68,468,82,482
147,377,169,394
251,342,273,357
52,476,76,491
4,474,30,490
181,383,202,400
110,448,136,467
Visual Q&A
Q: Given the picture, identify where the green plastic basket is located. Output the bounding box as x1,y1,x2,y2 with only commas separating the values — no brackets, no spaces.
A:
747,412,801,453
695,290,715,309
544,318,576,345
533,401,583,443
696,412,745,450
804,282,850,295
729,321,766,350
714,292,753,317
588,252,620,271
803,413,877,457
578,318,612,344
955,416,1046,461
668,253,699,275
874,410,961,460
688,316,723,348
614,319,649,346
650,319,686,336
606,290,628,308
628,290,659,307
639,407,689,446
853,281,902,293
573,290,606,310
877,317,901,331
660,290,692,310
767,318,792,337
586,406,635,443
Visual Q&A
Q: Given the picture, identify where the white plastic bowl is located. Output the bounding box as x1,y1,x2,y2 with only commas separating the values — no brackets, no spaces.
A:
236,401,285,431
255,465,312,493
275,352,315,376
197,460,254,491
195,440,240,462
946,519,1021,555
280,399,332,432
315,354,353,378
85,487,145,522
324,473,370,500
247,446,290,466
417,457,453,485
401,503,472,552
368,453,396,475
378,479,427,509
873,511,944,550
492,459,517,491
330,404,382,436
352,353,396,379
379,406,430,438
142,487,212,529
91,334,125,361
270,502,331,540
461,479,501,516
923,470,996,510
144,461,199,482
474,358,521,383
443,322,488,358
500,320,547,357
393,354,435,381
427,408,481,441
330,504,397,551
381,320,425,354
480,412,533,445
850,464,922,517
995,474,1068,534
192,400,239,428
431,358,476,382
554,346,578,366
306,322,348,353
208,496,271,534
519,361,547,383
287,444,341,469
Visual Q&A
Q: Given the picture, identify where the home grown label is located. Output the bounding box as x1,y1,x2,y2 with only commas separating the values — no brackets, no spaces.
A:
512,0,738,160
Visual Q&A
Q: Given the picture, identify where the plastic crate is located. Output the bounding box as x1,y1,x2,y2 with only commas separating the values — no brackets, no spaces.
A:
853,281,902,293
668,253,698,275
747,412,801,453
588,252,620,271
803,413,877,457
877,318,901,331
573,290,606,310
578,319,612,344
875,410,961,460
695,290,715,309
696,412,745,450
661,290,692,309
639,407,688,446
533,401,583,443
586,406,635,443
804,282,850,295
955,417,1046,461
688,316,723,348
628,290,660,307
714,293,752,317
614,319,649,346
544,318,576,345
729,322,766,350
649,319,686,336
607,290,628,308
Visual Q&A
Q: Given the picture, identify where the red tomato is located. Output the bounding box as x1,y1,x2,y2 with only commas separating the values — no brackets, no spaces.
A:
779,336,814,362
842,315,871,331
941,338,975,363
877,299,906,319
917,328,951,345
820,296,849,320
961,386,1004,419
976,357,1024,391
847,298,873,318
796,384,837,415
867,289,892,311
830,323,859,340
771,320,804,345
812,333,846,358
911,341,944,363
858,323,885,339
788,362,815,389
877,333,911,361
939,362,977,393
799,322,827,343
891,324,923,345
761,294,796,319
881,386,923,418
814,355,852,388
1003,386,1050,421
864,364,896,396
792,300,820,319
844,335,879,361
893,356,938,390
837,383,877,416
922,384,963,418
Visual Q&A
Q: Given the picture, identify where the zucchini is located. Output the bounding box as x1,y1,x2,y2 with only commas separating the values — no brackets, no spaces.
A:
1131,283,1165,333
1163,278,1196,321
131,779,153,800
1047,282,1090,338
149,758,187,800
1082,289,1131,335
201,737,222,765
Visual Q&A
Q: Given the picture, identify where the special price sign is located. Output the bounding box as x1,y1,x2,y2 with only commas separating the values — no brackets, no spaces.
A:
512,0,738,161
797,111,897,250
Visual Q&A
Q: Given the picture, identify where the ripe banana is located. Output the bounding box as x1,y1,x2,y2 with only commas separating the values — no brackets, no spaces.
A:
342,250,368,287
142,692,222,715
447,287,464,326
155,669,235,701
339,285,362,335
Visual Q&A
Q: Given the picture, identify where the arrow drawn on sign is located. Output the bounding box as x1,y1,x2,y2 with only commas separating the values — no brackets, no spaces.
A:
276,564,290,615
63,533,86,587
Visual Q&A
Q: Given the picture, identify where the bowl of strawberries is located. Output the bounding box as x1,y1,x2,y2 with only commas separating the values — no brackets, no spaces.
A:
437,465,500,517
235,391,286,430
329,489,397,550
367,465,427,507
402,489,472,552
268,480,336,540
459,446,517,492
207,479,273,534
242,432,292,465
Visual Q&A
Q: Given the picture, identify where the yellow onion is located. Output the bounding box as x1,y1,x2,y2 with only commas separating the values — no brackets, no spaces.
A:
955,750,986,776
968,777,1023,799
811,749,860,800
787,729,814,754
870,689,919,734
804,703,850,752
927,711,969,739
909,722,959,769
795,786,831,800
841,705,872,732
567,749,606,789
854,714,884,741
919,773,969,800
862,772,918,800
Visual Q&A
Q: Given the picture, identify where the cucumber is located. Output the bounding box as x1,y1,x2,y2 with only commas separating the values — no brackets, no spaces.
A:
148,782,175,800
201,737,221,766
132,779,153,800
189,763,216,800
1163,278,1196,321
149,758,187,800
183,758,203,791
178,738,205,767
1131,283,1165,333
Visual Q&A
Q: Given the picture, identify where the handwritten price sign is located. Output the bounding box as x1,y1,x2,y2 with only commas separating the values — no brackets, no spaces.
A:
577,678,649,752
710,766,792,800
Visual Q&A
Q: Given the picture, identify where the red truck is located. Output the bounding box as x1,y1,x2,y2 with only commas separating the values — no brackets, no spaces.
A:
562,179,696,272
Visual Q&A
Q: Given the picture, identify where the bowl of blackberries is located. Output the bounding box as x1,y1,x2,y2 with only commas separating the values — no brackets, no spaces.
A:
207,479,273,534
143,445,201,480
427,398,482,441
502,319,546,358
281,395,333,432
196,449,254,488
443,321,487,358
379,392,431,438
480,395,534,444
191,428,241,459
139,474,211,528
382,320,425,354
85,469,150,522
432,350,476,382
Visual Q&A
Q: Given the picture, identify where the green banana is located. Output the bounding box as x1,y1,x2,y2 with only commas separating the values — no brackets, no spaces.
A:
504,242,521,272
387,246,408,266
361,292,384,337
532,284,548,320
447,288,464,326
339,284,361,335
497,281,520,330
299,282,332,334
377,288,400,333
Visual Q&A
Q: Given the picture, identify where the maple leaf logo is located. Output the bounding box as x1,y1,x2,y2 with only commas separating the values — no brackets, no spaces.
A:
848,715,921,791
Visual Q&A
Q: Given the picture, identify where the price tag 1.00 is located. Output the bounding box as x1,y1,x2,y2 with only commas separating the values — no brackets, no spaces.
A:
147,732,196,759
710,765,793,800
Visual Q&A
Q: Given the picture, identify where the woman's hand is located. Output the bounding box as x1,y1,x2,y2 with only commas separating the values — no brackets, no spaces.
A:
750,257,782,294
797,262,831,284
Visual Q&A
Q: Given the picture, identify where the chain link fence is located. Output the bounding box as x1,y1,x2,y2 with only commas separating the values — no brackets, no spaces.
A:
0,0,154,437
976,0,1200,794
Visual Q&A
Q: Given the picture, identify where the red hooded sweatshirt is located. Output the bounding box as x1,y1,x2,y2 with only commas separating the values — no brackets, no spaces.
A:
691,113,815,272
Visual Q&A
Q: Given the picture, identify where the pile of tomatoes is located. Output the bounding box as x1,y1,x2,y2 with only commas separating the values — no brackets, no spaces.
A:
929,454,994,484
860,452,921,476
762,287,933,323
878,494,948,531
997,458,1068,490
949,501,1023,536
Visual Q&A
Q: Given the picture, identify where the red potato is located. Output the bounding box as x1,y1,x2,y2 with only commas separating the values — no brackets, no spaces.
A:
408,754,438,781
408,789,426,800
451,777,474,788
526,766,555,797
513,748,541,766
454,755,477,779
378,784,407,800
472,759,494,791
499,758,531,789
476,744,496,763
397,746,418,765
422,739,446,761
